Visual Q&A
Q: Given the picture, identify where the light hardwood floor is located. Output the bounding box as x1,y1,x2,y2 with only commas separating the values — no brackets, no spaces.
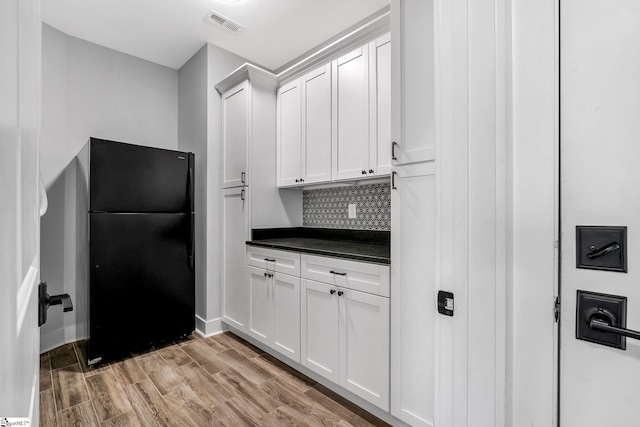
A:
40,332,389,426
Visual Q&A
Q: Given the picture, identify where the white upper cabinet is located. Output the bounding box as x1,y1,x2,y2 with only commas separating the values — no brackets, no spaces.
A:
391,0,436,164
302,64,333,184
277,64,332,187
277,33,391,187
222,81,249,188
277,80,302,187
332,45,371,181
369,33,392,176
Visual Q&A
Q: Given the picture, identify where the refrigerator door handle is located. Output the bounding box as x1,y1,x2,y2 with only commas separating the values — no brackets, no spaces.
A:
189,213,195,268
188,153,195,268
188,153,195,213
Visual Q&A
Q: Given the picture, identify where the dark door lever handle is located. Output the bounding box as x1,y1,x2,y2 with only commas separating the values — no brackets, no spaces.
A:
590,318,640,341
586,242,620,259
38,281,74,327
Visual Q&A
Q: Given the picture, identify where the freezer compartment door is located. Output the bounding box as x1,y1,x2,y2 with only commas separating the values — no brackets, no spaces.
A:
88,213,195,363
89,138,193,213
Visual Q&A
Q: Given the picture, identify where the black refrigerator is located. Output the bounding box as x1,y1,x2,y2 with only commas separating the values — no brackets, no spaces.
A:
86,138,195,365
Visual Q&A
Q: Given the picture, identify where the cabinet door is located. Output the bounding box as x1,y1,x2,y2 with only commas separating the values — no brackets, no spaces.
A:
333,46,370,180
301,279,340,383
271,273,301,363
222,81,249,188
341,289,390,411
369,33,392,176
247,266,270,345
302,64,332,184
222,187,249,331
390,162,436,427
277,80,302,187
390,0,436,164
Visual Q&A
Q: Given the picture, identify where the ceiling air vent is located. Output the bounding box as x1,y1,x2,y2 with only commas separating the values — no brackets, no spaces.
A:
205,10,245,33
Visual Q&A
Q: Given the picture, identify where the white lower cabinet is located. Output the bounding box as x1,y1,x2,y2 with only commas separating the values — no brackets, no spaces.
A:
222,187,249,331
244,246,390,413
390,161,436,427
301,278,390,411
247,265,301,363
300,279,340,383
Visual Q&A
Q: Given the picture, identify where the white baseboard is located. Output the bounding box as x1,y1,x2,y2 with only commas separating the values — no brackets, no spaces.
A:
40,328,86,354
40,315,224,353
195,315,224,337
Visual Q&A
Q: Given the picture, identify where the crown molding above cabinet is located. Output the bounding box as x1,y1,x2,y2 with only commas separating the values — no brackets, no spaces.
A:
215,63,278,95
276,10,390,86
215,10,390,93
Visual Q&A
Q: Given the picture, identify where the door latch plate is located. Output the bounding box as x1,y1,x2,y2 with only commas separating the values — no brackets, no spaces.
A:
438,291,454,316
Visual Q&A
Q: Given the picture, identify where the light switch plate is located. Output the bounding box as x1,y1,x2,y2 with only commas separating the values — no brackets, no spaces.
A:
348,204,356,219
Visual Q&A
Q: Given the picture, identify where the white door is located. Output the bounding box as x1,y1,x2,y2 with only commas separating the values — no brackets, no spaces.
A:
247,266,269,344
342,288,390,411
0,0,42,420
222,81,249,188
271,273,300,362
561,1,640,425
221,187,248,331
390,161,436,427
332,46,370,181
277,79,302,187
390,0,436,165
301,279,340,383
302,64,332,184
369,33,392,177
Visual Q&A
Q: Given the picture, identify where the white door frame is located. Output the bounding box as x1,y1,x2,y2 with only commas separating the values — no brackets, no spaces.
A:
506,0,561,426
435,0,560,426
435,0,511,425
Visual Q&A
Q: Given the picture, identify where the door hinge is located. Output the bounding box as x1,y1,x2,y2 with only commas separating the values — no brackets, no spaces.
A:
554,296,561,323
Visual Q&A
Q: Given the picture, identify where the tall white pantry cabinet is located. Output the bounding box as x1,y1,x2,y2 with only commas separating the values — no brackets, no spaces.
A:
390,1,438,427
217,65,279,334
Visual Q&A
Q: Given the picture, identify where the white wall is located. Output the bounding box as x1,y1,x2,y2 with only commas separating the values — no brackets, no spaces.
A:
178,45,209,324
40,24,179,351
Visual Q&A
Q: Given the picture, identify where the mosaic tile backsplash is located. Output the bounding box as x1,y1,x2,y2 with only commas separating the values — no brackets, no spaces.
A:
303,183,391,231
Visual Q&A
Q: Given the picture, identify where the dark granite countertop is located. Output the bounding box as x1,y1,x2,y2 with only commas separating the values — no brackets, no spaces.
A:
246,228,390,265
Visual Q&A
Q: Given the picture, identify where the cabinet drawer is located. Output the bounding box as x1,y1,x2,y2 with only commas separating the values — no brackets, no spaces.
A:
246,246,301,276
301,255,389,297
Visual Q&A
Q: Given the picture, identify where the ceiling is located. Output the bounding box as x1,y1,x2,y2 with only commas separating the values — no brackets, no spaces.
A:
42,0,389,71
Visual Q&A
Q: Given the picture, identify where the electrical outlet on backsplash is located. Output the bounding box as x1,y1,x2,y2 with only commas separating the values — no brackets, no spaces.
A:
302,183,390,231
